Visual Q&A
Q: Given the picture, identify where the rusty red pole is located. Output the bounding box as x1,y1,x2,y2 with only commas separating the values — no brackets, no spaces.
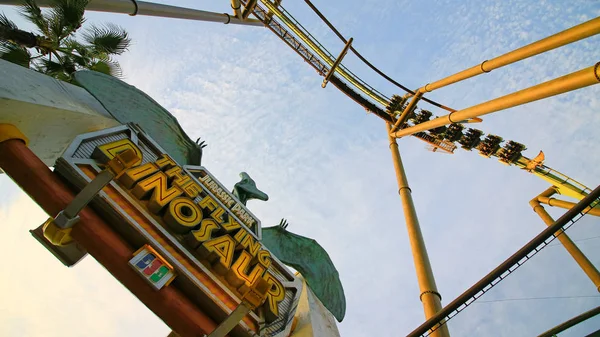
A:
0,130,219,337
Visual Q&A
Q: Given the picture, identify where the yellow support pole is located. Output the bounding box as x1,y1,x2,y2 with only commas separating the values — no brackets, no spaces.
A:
230,0,243,20
390,63,600,138
538,196,600,217
390,91,423,133
322,37,353,88
386,123,450,337
418,17,600,93
530,188,600,292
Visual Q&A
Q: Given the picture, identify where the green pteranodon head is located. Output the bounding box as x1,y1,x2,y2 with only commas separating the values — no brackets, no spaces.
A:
261,220,346,322
232,172,269,206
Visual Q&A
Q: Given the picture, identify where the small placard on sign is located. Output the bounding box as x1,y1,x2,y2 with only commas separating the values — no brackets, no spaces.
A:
129,245,176,290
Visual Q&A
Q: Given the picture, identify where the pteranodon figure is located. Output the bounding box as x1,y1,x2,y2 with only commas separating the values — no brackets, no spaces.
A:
261,219,346,322
232,172,269,206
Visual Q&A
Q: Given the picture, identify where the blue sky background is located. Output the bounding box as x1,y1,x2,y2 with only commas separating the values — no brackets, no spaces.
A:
1,1,599,336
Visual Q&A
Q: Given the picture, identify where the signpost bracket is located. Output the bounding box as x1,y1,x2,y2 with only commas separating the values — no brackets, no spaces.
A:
205,303,253,337
42,149,139,246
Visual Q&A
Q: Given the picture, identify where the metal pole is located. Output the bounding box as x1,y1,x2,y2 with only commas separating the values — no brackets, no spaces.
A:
241,0,257,20
390,91,423,133
0,0,264,26
530,188,600,291
530,201,600,291
537,305,600,337
206,303,252,337
419,17,600,93
407,183,600,337
230,0,243,20
391,62,600,138
322,37,353,88
538,196,600,217
386,123,450,337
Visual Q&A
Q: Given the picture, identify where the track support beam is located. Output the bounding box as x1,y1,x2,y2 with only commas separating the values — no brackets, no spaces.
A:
386,123,450,337
538,196,600,217
391,63,600,138
0,0,264,26
322,38,353,88
407,183,600,337
530,188,600,291
390,91,423,133
418,17,600,94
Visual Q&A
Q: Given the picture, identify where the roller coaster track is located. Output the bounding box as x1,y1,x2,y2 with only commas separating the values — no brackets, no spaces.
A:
242,0,457,154
243,0,594,200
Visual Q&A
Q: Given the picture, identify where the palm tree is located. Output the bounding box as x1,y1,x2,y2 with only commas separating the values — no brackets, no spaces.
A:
0,0,131,82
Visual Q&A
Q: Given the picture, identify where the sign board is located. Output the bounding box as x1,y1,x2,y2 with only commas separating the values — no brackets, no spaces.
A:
54,125,301,337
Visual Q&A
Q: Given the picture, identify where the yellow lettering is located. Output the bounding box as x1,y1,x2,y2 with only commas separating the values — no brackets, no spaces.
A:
165,166,190,185
198,195,218,212
234,228,247,242
93,139,143,166
226,250,266,288
256,249,272,269
132,172,183,213
155,154,177,170
165,166,205,198
198,173,211,183
179,180,203,199
240,233,261,257
220,215,241,232
119,162,159,189
263,272,285,321
191,218,220,242
231,204,253,229
199,235,235,275
211,207,226,223
163,197,203,234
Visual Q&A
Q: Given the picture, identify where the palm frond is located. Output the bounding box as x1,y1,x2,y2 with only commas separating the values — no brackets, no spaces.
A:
61,37,89,58
0,41,31,67
39,57,66,74
0,12,18,31
82,23,130,55
49,0,89,38
18,0,49,35
59,39,88,66
45,12,63,43
11,1,130,81
89,58,122,78
38,56,76,80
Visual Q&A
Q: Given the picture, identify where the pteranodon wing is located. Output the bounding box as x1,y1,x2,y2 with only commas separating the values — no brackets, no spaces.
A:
261,226,346,322
74,71,202,166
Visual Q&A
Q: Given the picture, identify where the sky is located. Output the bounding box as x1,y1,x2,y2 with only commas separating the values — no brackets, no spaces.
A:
1,0,600,336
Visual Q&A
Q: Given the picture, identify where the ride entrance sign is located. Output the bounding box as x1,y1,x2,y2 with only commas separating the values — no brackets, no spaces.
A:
53,124,301,337
0,66,342,336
